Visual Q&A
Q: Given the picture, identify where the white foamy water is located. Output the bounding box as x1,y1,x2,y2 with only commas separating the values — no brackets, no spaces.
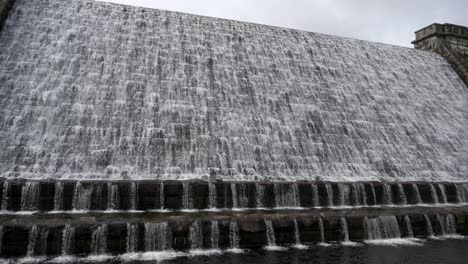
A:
364,238,424,246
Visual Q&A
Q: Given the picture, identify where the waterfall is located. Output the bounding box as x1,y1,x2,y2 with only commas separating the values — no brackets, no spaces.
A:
455,184,468,203
255,183,264,208
351,183,366,206
436,214,446,235
229,222,240,249
404,215,414,238
424,214,434,237
438,184,448,204
445,214,457,234
340,218,350,242
72,182,93,210
364,216,401,240
370,184,377,205
211,221,220,249
182,182,193,209
159,182,165,209
54,182,64,211
264,219,276,247
107,183,120,210
325,184,334,207
27,226,39,256
126,223,138,253
397,184,407,205
91,225,108,255
26,226,48,257
231,183,238,208
412,184,423,204
145,222,172,251
382,183,393,205
61,225,75,255
311,184,319,207
130,182,137,210
274,183,300,208
237,184,249,208
318,218,325,243
429,184,439,204
337,184,350,206
21,181,40,211
1,181,10,211
209,183,217,209
189,221,203,250
293,219,302,246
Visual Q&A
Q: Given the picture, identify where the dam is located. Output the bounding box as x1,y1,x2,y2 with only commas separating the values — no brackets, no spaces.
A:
0,0,467,262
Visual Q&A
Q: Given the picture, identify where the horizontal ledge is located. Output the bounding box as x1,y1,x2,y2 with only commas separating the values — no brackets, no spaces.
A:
1,205,467,227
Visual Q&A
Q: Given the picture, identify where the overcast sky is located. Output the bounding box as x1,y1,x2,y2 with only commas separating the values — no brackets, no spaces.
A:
98,0,468,47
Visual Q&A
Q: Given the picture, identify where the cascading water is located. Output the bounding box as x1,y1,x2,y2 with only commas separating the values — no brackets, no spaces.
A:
274,183,300,208
189,221,203,250
72,182,93,210
159,182,165,209
27,226,48,257
91,225,108,255
255,183,264,208
145,222,172,251
182,182,193,210
61,225,75,255
318,218,325,243
424,214,435,237
311,184,319,207
340,218,350,242
21,182,40,211
337,184,350,206
129,182,137,210
429,184,439,204
229,221,240,249
209,183,217,209
126,223,138,253
26,226,39,257
436,214,446,235
231,183,238,208
54,182,64,211
438,184,448,204
237,184,249,208
397,184,407,205
404,215,414,238
107,183,120,210
364,216,401,240
325,184,334,207
445,214,457,235
1,181,10,211
264,219,277,247
293,219,302,246
455,184,468,203
412,184,423,204
370,184,377,205
211,221,220,249
382,183,393,205
351,183,367,206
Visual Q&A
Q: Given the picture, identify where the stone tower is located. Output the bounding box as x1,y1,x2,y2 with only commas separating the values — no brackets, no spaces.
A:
412,23,468,86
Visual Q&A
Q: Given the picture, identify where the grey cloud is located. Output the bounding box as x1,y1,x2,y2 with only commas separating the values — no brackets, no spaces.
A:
98,0,468,47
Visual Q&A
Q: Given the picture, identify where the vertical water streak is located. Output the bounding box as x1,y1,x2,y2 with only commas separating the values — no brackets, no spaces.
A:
424,214,434,237
412,184,423,204
238,183,249,208
438,184,448,204
429,184,439,204
264,219,276,246
145,222,172,251
397,184,407,205
209,183,217,209
340,217,350,242
54,182,64,211
455,184,468,203
21,181,40,211
107,183,120,210
445,214,457,234
91,224,108,255
404,215,414,238
337,184,350,206
182,182,193,209
26,226,48,256
27,226,39,256
325,184,333,207
274,183,299,207
318,217,325,243
311,184,319,207
130,182,137,210
229,221,240,249
231,183,238,208
382,183,393,205
159,182,165,209
436,214,446,235
211,221,220,249
126,223,138,253
1,181,10,211
0,226,3,255
364,216,401,240
189,221,203,250
370,183,377,205
72,182,93,210
255,183,264,208
61,225,75,255
359,183,368,206
293,219,301,245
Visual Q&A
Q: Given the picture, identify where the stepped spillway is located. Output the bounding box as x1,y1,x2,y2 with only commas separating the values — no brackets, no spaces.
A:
0,0,467,261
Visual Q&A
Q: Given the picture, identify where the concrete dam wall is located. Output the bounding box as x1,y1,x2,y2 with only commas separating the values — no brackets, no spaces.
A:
0,0,467,261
